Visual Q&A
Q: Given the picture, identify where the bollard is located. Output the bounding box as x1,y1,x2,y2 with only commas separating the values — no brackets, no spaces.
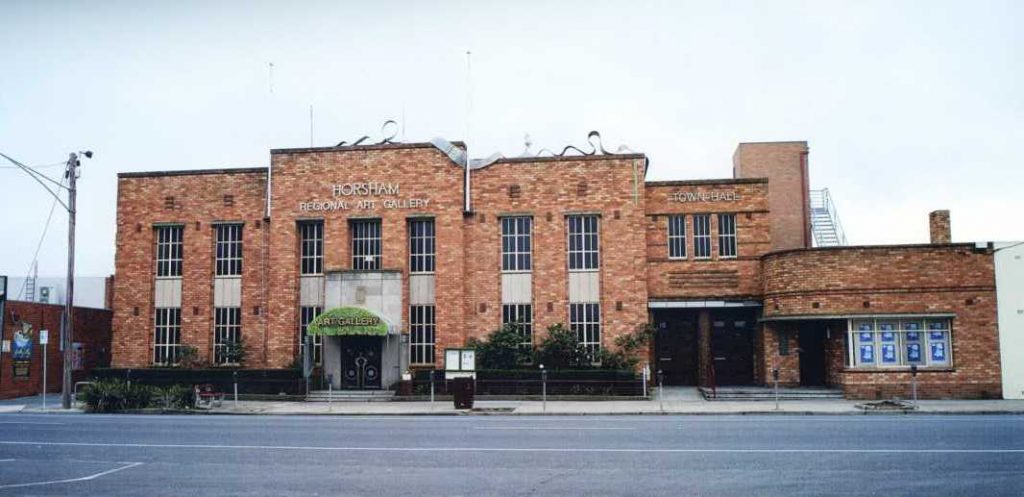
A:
327,374,334,410
642,362,648,397
429,370,436,405
911,364,919,406
540,365,547,413
657,370,664,412
126,369,132,390
772,368,780,411
233,371,239,408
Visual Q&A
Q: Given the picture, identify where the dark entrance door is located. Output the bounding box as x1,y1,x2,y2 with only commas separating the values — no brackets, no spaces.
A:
798,326,827,386
340,336,382,389
711,314,755,385
654,311,699,385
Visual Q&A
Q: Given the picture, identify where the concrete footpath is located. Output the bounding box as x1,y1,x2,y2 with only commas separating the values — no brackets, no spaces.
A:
6,392,1024,416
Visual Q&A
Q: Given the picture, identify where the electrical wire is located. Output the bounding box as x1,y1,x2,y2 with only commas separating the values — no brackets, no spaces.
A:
15,173,67,300
0,160,66,169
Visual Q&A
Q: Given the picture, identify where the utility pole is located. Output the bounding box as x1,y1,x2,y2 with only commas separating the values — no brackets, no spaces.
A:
0,149,91,410
62,153,79,409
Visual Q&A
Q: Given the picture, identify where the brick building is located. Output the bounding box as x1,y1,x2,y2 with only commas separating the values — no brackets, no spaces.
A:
111,138,1002,399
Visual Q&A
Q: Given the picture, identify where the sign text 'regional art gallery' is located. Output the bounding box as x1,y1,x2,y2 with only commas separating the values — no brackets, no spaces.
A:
299,182,429,212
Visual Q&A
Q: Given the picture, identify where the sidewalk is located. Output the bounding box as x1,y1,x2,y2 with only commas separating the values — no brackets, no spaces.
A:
198,397,1024,416
8,394,1024,416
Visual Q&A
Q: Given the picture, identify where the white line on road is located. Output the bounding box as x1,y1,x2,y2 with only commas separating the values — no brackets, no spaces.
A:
0,421,64,425
0,459,13,462
474,427,636,431
0,461,143,490
0,440,1021,454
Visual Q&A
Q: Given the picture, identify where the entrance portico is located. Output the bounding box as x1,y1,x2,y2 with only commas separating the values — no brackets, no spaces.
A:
310,270,408,390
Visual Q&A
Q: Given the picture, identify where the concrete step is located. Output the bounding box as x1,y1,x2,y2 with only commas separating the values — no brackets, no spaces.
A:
699,387,843,401
306,390,396,402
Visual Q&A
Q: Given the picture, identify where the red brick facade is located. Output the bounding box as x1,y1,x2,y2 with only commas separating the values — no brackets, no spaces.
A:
1,301,112,399
109,140,1003,399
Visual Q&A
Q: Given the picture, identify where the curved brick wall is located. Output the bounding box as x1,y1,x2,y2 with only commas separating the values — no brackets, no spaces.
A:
759,244,1000,399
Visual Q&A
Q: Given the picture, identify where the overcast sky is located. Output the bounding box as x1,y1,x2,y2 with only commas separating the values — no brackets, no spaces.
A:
1,0,1021,285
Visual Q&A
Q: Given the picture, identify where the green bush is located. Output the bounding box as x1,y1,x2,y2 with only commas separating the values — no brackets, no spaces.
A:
81,380,194,412
155,384,197,409
467,324,532,370
535,323,590,369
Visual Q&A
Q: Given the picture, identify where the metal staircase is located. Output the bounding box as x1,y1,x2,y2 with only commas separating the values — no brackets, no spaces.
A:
809,188,848,247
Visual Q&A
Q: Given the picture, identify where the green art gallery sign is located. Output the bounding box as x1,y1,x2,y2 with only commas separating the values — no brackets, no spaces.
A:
307,307,388,336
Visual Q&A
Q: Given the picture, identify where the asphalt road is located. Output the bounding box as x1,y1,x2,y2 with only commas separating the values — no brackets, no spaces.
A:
0,413,1021,496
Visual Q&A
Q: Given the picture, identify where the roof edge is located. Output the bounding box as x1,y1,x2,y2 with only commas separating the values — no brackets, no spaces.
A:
646,178,768,187
118,167,266,179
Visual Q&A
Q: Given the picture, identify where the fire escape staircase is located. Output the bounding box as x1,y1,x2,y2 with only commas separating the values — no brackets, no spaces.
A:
809,188,848,247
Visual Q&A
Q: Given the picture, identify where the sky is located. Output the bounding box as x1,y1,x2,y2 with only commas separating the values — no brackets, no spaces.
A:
1,0,1021,285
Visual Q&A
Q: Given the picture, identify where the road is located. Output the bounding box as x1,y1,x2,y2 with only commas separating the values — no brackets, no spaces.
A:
0,413,1021,496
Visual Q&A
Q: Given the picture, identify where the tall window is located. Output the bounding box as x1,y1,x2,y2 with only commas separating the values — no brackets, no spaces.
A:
570,303,601,361
693,214,711,260
155,225,183,277
215,224,243,276
409,219,436,273
567,215,599,271
501,217,532,272
351,219,382,270
299,221,323,275
718,214,737,258
299,306,322,365
502,304,533,351
213,307,242,365
668,215,686,259
849,318,952,368
410,305,436,365
153,308,181,365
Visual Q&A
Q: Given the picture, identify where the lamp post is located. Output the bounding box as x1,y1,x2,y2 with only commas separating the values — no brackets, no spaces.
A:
0,150,92,409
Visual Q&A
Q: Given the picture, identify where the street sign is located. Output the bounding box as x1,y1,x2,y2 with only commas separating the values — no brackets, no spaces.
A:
40,329,49,345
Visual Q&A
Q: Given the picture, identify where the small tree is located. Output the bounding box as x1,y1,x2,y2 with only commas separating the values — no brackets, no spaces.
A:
467,324,531,370
535,323,589,370
221,336,249,366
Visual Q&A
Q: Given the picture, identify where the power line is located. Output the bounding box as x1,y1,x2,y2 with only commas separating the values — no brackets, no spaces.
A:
16,173,67,300
0,161,66,169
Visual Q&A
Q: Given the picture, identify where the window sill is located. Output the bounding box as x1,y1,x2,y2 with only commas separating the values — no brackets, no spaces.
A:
843,367,955,373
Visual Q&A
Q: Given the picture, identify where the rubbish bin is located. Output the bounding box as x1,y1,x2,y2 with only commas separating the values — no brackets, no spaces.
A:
452,377,475,409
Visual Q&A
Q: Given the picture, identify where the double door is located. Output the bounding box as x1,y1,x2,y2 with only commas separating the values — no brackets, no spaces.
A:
340,336,382,389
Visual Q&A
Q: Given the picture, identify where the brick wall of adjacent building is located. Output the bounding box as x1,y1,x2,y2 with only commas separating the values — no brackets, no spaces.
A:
466,155,650,356
112,169,268,367
644,179,770,300
1,301,112,399
761,244,1000,399
268,144,467,368
733,141,810,251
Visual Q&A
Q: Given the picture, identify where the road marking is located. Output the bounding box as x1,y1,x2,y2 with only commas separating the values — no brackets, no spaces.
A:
0,440,1021,454
0,421,64,425
0,461,142,490
0,459,13,462
474,427,636,431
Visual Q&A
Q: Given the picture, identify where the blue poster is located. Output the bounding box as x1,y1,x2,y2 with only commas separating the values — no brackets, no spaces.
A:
928,321,946,331
879,323,896,332
907,343,921,362
930,342,947,362
11,322,33,378
904,322,921,332
929,331,946,341
858,323,873,332
881,344,897,363
880,331,896,342
859,332,873,342
906,331,920,342
859,345,875,363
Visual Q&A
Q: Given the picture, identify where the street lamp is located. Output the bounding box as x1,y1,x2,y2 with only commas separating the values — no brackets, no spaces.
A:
0,150,92,409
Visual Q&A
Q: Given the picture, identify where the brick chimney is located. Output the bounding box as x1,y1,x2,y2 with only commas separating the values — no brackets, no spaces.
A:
929,210,951,244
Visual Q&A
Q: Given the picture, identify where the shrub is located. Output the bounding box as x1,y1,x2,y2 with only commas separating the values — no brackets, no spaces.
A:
177,345,207,368
219,336,249,366
535,323,589,370
81,380,157,413
155,384,197,409
467,324,531,370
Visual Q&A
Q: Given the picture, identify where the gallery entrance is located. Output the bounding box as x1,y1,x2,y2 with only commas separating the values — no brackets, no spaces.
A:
710,312,756,386
340,336,383,389
653,311,699,385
